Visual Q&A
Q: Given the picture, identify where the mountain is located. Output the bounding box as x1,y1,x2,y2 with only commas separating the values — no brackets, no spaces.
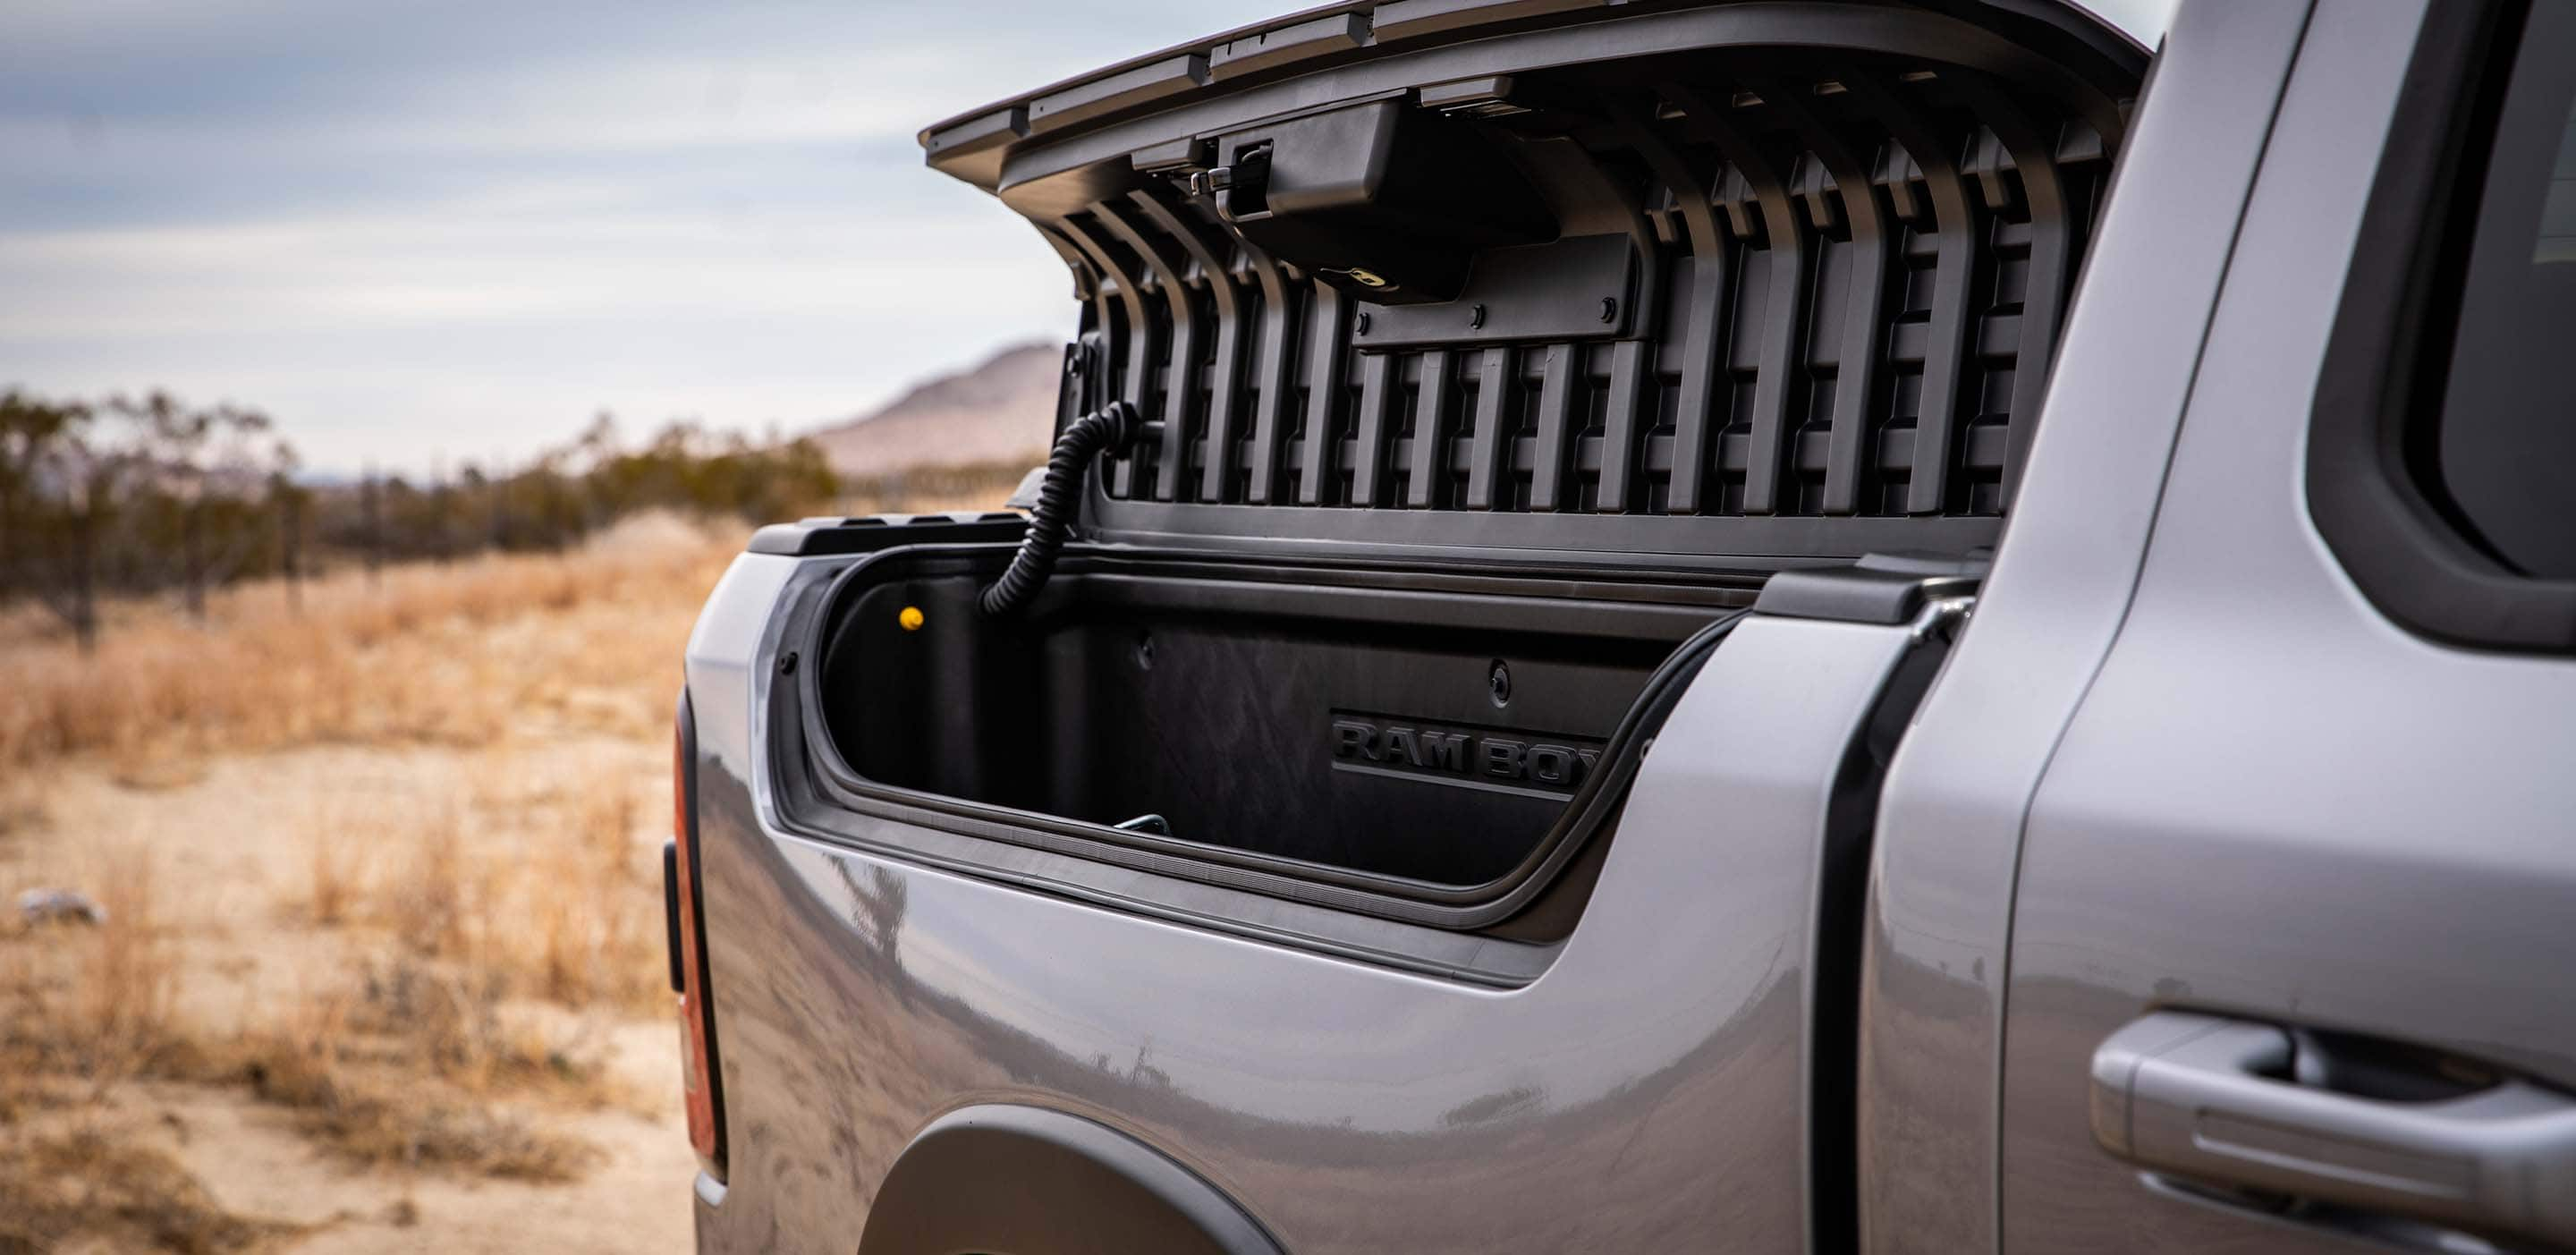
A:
808,342,1062,479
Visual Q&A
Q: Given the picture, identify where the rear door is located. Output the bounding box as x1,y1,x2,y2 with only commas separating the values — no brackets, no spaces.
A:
2000,1,2576,1251
1855,2,2317,1248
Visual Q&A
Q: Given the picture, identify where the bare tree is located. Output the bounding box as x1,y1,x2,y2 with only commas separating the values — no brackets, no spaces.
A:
0,391,123,653
4,387,846,643
0,391,55,604
114,393,273,622
359,464,383,585
267,439,308,611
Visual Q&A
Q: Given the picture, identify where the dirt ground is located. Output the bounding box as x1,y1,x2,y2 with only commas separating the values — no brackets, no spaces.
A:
0,517,752,1254
4,745,699,1254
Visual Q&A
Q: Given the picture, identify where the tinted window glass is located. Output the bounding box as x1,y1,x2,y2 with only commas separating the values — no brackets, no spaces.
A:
2434,0,2576,577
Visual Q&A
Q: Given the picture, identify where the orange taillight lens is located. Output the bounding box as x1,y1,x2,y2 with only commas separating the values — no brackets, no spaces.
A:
668,691,724,1178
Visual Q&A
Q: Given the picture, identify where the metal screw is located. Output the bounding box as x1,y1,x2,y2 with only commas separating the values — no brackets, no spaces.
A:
1469,303,1487,330
777,651,799,675
1355,311,1372,335
1599,296,1618,324
1487,658,1512,708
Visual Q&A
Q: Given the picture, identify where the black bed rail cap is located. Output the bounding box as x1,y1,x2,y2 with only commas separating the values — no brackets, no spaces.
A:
1753,551,1988,624
749,513,1027,557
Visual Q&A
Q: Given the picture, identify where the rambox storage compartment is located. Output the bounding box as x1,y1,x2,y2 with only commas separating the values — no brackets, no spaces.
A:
796,1,2144,920
811,547,1741,887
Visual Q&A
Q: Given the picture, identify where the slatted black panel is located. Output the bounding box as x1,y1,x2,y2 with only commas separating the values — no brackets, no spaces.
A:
1043,64,2111,562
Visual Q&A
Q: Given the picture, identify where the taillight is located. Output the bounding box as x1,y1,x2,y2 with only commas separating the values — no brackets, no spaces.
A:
667,690,725,1178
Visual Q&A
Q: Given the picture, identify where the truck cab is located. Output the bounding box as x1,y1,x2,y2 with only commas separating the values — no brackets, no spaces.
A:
669,1,2576,1250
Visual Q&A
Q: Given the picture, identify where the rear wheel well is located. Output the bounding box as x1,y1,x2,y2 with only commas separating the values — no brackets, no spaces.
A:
856,1105,1279,1255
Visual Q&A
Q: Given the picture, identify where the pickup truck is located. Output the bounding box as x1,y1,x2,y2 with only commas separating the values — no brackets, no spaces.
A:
665,0,2576,1250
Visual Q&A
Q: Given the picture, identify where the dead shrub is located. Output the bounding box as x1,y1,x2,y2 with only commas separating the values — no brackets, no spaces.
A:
226,958,607,1182
303,820,367,929
0,850,216,1098
0,775,43,844
233,1031,596,1183
385,801,475,962
352,958,599,1097
528,775,662,1012
74,850,196,1086
0,1130,301,1254
369,767,664,1014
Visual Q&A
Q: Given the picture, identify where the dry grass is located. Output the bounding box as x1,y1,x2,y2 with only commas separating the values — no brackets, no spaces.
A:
304,815,365,929
5,843,621,1188
0,857,242,1253
0,506,782,1244
0,512,739,770
524,779,663,1012
0,844,202,1097
0,1129,303,1254
328,760,666,1015
230,972,605,1183
76,851,189,1084
0,774,44,849
217,842,634,1184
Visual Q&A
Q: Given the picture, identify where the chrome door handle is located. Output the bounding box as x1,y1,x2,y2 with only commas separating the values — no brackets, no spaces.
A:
2091,1011,2576,1248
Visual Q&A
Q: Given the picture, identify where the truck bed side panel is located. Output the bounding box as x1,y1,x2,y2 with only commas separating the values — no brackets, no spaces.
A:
688,578,1929,1253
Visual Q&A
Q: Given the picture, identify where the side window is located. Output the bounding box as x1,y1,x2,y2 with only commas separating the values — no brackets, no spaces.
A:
2431,0,2576,578
2309,0,2576,650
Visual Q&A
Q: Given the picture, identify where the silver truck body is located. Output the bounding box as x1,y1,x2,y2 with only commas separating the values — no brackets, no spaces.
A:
674,1,2576,1250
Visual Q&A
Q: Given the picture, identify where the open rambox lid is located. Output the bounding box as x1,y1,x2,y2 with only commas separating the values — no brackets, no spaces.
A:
918,0,2151,575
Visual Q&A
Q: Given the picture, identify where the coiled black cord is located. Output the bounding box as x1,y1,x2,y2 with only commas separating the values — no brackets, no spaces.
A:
980,401,1141,616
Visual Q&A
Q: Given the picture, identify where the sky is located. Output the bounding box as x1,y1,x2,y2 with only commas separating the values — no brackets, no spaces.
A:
0,0,1288,475
0,0,2171,477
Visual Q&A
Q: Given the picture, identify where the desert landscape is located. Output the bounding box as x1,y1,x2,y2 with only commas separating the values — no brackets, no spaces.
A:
0,4,1181,1246
0,346,1052,1252
2,513,731,1253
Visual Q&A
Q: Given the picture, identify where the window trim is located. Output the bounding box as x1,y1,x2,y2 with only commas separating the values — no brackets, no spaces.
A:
2309,0,2576,652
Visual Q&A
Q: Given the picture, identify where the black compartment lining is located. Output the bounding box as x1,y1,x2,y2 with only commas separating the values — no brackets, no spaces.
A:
787,544,1751,929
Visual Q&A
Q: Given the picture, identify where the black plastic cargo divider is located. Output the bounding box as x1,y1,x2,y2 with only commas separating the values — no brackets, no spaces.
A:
924,1,2138,572
792,541,1756,926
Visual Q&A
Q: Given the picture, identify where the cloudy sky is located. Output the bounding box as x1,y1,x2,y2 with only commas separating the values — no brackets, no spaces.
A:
1,0,2169,476
0,0,1285,474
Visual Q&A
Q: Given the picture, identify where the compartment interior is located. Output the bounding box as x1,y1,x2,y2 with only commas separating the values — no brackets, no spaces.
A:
815,550,1734,886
